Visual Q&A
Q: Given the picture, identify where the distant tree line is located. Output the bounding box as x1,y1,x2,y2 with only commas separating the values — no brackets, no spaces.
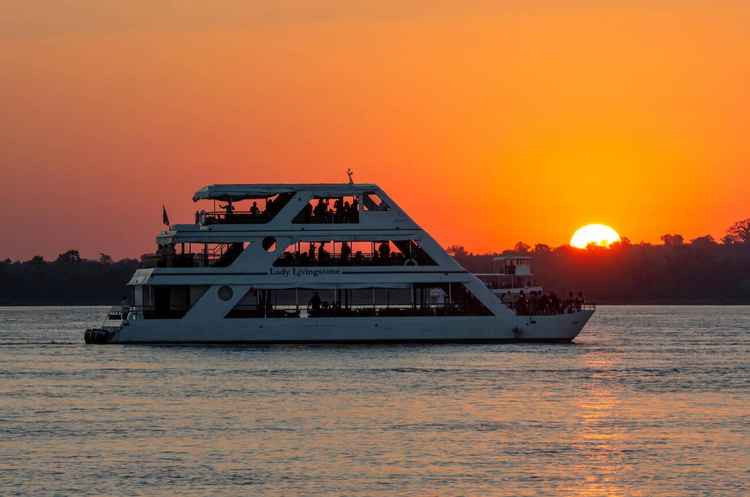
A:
448,218,750,304
0,251,140,305
2,219,749,305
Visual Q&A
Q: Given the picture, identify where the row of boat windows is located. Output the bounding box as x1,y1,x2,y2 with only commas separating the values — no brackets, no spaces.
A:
274,240,436,267
196,192,388,226
129,284,492,319
142,240,436,268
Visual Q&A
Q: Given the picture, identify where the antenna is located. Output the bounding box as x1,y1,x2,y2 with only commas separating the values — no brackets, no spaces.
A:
346,168,354,184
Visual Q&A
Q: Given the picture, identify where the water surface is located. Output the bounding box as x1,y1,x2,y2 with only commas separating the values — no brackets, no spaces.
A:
1,306,748,496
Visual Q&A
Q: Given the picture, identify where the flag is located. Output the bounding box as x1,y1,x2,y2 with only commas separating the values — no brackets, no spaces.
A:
162,205,170,226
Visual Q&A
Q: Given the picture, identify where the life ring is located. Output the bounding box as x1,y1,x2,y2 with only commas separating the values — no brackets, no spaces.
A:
404,258,418,266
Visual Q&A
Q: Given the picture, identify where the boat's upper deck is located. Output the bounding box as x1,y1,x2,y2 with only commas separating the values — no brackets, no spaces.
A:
166,183,419,241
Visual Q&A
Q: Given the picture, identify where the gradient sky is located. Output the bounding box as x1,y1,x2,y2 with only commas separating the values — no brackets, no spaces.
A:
2,1,749,260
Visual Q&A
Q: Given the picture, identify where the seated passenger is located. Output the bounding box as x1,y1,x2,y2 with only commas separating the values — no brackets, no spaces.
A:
353,251,365,265
351,198,359,222
250,201,260,216
308,292,322,316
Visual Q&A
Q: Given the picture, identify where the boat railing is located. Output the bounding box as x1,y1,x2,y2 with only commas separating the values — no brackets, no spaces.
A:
201,210,273,225
475,273,537,289
126,305,189,320
141,252,232,269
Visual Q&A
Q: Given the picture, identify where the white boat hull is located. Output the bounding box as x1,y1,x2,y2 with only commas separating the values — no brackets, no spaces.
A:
95,310,594,344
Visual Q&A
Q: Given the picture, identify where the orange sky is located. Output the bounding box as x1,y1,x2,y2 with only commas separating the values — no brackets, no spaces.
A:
1,2,749,260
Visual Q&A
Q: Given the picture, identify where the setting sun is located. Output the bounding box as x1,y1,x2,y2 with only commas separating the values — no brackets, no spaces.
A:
570,224,621,249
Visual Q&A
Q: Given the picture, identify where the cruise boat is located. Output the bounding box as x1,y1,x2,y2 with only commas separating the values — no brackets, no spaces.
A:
85,182,594,344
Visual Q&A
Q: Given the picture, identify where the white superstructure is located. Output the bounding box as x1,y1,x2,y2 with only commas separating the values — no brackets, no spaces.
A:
475,255,544,299
85,183,594,344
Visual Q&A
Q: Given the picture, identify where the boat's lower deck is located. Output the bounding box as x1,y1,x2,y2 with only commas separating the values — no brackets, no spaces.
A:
85,310,594,344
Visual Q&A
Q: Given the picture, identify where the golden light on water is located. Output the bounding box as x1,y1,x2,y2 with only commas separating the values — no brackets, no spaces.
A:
570,224,621,249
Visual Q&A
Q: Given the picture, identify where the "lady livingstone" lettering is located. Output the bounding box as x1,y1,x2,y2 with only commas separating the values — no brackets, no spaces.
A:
269,267,342,277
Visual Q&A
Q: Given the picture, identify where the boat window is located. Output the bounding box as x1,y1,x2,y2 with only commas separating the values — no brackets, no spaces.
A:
273,240,437,267
196,192,294,225
292,195,359,224
135,285,209,319
225,283,491,318
141,242,249,268
361,192,389,212
262,237,277,253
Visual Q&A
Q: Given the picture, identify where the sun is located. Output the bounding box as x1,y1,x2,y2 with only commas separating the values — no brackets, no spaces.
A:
570,224,621,249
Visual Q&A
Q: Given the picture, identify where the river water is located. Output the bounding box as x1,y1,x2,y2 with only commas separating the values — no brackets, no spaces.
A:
1,306,748,496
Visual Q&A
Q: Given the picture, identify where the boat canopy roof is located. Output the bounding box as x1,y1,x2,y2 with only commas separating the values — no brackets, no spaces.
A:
193,183,379,202
493,254,533,261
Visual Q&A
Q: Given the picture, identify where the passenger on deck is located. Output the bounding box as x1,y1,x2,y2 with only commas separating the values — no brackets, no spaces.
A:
324,199,333,223
500,291,512,308
334,198,343,222
516,291,528,315
340,241,352,264
538,292,549,314
565,292,575,313
313,199,326,222
528,291,539,315
220,199,235,220
351,198,359,222
308,292,322,316
378,241,390,260
301,202,313,223
308,242,317,263
549,291,561,314
266,197,274,215
250,201,260,216
318,242,330,264
576,291,584,311
120,296,130,320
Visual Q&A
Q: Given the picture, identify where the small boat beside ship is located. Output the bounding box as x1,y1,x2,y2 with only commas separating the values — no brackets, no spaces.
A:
85,182,594,344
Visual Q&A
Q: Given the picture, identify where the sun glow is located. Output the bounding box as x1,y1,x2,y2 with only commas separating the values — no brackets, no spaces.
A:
570,224,621,249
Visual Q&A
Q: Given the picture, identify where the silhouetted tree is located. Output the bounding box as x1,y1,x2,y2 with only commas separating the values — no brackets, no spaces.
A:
56,249,81,264
514,241,531,254
533,243,551,255
445,245,469,257
690,235,716,248
726,218,750,244
661,234,684,247
99,253,113,264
